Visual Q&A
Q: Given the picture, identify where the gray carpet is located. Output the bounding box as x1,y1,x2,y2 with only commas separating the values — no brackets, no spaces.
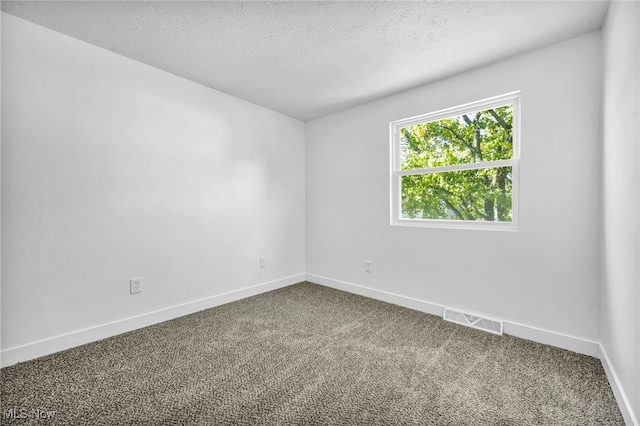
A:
0,282,624,425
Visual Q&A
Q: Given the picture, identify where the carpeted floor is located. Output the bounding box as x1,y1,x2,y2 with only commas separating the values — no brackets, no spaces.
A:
0,282,624,425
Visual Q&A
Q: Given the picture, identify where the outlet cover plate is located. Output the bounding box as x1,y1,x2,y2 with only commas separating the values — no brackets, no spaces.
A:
130,277,143,294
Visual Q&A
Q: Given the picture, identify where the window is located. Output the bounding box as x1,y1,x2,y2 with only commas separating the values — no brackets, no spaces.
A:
390,92,520,230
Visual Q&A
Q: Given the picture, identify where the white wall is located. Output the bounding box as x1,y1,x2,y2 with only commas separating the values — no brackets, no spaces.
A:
307,32,602,344
0,11,3,368
1,13,306,360
601,1,640,424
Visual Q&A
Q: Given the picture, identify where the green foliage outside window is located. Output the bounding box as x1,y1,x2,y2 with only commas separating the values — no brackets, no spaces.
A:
400,106,514,222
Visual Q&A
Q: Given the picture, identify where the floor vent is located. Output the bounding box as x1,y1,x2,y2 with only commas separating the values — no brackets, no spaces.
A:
443,308,503,335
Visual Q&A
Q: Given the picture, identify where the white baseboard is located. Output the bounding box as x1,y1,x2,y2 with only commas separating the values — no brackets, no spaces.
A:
307,274,445,317
502,321,600,358
0,273,305,368
306,273,600,358
600,344,639,426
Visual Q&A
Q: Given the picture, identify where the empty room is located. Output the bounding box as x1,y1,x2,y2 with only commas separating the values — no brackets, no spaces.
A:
1,1,638,424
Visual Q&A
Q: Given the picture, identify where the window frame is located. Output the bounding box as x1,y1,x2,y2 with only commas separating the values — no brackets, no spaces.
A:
389,92,521,231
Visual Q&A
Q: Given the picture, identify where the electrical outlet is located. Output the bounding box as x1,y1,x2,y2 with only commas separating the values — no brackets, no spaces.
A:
130,277,143,294
365,260,373,273
259,257,267,268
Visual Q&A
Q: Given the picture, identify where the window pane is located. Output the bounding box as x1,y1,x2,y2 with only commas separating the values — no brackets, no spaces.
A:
401,167,513,222
400,105,513,170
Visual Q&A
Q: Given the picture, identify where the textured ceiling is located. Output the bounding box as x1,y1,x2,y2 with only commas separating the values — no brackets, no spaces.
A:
1,1,609,121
